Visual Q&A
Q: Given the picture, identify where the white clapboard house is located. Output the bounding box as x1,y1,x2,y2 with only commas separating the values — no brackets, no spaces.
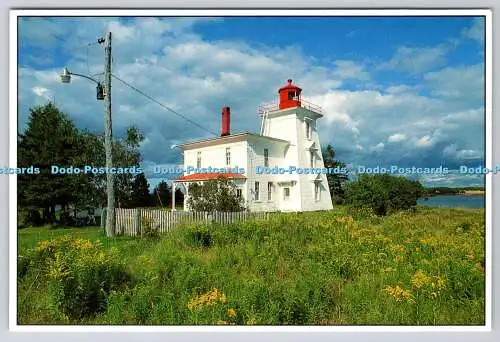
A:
172,79,333,212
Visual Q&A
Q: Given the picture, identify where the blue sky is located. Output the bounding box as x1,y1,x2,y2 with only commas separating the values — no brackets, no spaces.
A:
17,15,486,188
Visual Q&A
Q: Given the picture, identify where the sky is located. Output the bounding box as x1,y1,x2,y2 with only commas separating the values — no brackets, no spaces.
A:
17,15,486,188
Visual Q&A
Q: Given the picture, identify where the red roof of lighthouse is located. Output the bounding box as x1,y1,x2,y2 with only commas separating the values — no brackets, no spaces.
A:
278,79,302,93
175,172,246,182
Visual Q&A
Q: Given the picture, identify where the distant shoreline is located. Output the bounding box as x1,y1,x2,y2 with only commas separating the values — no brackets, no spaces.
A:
462,190,485,195
426,190,485,197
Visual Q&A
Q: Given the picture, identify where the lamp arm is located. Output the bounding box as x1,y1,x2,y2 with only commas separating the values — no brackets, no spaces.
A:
69,72,101,84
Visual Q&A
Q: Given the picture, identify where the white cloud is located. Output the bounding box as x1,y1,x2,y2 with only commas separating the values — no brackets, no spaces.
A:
443,144,483,161
385,85,419,94
388,133,406,143
415,135,433,148
461,17,485,43
424,64,484,103
380,44,452,74
371,142,385,152
332,60,370,81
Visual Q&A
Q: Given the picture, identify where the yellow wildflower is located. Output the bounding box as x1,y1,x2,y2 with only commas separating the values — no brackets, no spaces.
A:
216,320,228,325
35,240,51,252
246,318,258,325
435,276,446,290
411,270,432,289
73,238,93,250
227,308,237,319
336,216,354,223
383,285,414,303
95,251,105,263
390,244,405,253
187,288,228,310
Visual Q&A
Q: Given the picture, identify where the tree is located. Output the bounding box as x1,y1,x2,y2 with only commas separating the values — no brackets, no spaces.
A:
344,174,426,216
152,180,172,207
130,173,151,207
17,102,146,226
18,102,83,224
112,126,144,208
175,188,185,208
186,176,245,212
322,144,348,204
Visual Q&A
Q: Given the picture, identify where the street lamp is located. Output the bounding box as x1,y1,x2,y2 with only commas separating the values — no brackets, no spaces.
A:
59,32,115,237
60,67,105,100
60,67,71,83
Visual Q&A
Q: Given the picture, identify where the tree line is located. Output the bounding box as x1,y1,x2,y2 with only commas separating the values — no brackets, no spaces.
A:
18,102,431,225
17,102,183,227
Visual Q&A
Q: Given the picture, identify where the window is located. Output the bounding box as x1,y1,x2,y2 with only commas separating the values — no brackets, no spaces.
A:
236,189,242,198
310,151,315,168
305,121,311,139
264,148,269,167
314,182,321,201
254,181,260,201
267,182,273,201
288,91,295,100
226,147,231,166
197,151,201,168
284,187,290,200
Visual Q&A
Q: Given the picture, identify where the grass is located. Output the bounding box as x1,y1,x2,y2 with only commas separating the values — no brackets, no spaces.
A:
16,205,485,325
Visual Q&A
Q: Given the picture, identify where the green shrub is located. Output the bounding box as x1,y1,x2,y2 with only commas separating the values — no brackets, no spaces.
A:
141,217,160,239
184,224,213,248
345,174,425,216
186,176,245,212
21,235,133,320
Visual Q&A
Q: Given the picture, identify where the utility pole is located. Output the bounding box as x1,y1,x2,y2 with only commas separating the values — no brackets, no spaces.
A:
104,31,115,237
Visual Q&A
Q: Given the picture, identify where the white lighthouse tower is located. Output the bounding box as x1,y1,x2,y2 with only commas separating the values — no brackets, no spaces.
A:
257,79,333,211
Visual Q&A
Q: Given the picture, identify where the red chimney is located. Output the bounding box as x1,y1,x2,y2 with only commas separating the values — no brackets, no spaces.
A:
221,107,230,136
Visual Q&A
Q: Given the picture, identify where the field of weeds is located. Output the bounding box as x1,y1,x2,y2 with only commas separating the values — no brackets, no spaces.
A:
17,206,485,325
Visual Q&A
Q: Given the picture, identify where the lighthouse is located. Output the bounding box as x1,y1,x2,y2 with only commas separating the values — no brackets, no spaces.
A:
174,79,333,212
257,79,333,211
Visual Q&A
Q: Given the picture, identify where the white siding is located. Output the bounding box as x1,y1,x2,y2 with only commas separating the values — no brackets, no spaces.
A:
183,141,248,171
263,106,333,212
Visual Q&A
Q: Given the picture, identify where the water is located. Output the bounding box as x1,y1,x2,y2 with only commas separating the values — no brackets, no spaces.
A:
418,195,485,208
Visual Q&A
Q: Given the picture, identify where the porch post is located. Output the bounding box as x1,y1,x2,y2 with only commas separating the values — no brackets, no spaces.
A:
172,180,176,211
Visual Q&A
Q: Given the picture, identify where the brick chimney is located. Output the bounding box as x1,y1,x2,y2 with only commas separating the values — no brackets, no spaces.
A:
221,107,230,136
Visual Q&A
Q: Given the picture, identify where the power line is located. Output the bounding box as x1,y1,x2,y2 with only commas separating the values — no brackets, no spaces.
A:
111,74,217,136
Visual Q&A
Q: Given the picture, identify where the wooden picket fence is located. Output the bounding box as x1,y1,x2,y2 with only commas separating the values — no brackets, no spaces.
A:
108,208,271,236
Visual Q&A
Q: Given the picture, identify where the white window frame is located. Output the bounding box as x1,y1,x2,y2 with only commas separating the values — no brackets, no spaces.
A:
226,147,231,166
283,187,290,201
196,151,201,168
305,120,312,140
267,182,273,201
314,182,321,201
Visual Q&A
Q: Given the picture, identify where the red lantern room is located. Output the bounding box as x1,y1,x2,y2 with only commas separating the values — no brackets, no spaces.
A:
278,79,302,110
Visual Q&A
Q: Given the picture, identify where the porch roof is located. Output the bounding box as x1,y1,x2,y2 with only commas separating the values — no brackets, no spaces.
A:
174,172,246,182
